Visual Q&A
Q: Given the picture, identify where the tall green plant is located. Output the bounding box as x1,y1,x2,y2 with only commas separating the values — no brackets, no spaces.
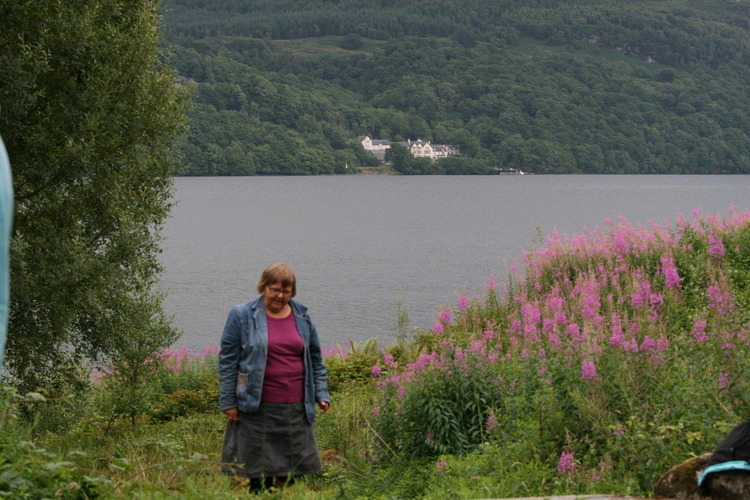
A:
0,386,107,498
96,294,179,427
376,355,505,458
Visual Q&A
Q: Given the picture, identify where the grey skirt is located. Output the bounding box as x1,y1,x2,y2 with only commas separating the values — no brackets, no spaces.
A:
221,401,322,479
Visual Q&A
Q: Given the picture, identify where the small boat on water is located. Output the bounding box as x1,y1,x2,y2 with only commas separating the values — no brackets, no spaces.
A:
494,168,525,175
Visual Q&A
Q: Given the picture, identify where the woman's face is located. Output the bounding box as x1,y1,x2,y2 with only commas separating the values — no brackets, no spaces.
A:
263,282,292,315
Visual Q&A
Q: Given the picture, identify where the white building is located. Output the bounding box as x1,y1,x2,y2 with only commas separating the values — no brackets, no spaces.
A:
359,136,460,161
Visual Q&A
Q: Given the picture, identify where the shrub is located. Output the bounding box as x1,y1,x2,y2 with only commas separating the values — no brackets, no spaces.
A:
0,386,108,498
375,353,506,458
323,340,381,392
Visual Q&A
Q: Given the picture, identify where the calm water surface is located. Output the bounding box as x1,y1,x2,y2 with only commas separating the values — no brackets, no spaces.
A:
159,175,750,351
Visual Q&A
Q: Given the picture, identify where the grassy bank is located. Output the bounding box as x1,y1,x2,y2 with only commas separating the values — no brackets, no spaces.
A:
2,206,749,499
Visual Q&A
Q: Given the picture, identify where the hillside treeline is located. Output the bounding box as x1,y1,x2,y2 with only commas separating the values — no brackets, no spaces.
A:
162,0,750,175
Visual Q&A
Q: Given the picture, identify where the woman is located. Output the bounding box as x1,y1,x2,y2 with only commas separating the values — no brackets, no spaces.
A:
219,263,330,492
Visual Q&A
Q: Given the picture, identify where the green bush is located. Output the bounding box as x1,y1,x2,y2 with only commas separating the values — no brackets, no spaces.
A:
324,340,381,393
375,355,506,458
0,387,108,498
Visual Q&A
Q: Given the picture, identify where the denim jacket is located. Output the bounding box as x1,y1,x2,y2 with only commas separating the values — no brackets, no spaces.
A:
218,296,330,423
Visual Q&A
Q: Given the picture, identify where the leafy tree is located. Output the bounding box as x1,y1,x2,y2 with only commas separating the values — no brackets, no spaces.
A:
385,144,415,174
341,33,364,50
0,0,189,389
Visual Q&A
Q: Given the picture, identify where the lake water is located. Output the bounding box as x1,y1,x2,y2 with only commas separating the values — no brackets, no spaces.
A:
159,175,750,352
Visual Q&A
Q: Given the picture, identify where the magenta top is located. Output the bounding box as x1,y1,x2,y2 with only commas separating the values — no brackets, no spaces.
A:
262,312,305,403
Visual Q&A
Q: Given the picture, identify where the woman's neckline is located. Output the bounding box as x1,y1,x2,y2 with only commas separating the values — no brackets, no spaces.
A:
266,306,292,319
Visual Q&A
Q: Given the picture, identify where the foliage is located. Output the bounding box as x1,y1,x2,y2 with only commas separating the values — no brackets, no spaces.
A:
0,386,108,498
323,339,381,393
366,206,750,497
95,345,220,424
0,0,189,389
161,0,750,175
375,356,505,458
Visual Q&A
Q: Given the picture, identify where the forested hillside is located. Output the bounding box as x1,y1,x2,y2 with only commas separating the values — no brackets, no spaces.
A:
161,0,750,175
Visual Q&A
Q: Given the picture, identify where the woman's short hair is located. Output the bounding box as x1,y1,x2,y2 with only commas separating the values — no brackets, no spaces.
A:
257,262,296,297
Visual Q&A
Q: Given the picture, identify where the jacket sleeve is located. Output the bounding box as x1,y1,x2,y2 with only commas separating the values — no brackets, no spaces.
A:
307,319,330,404
218,307,241,411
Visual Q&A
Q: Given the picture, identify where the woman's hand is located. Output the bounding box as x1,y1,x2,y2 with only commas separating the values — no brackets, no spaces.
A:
223,407,239,422
318,401,330,414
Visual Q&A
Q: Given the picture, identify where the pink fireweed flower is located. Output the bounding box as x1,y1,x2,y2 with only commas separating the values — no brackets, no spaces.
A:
433,322,444,334
470,340,486,356
547,296,565,313
457,296,470,310
709,235,725,257
372,405,380,417
557,451,575,476
566,323,584,346
594,459,612,481
521,302,541,330
649,293,664,321
547,332,562,350
581,360,598,381
661,255,681,288
438,309,452,324
630,291,644,309
581,289,601,320
630,278,653,310
719,373,731,393
609,314,624,347
542,318,555,334
384,354,395,366
708,284,733,314
509,319,522,336
435,459,448,476
657,337,669,352
622,338,639,352
692,320,709,343
485,273,498,292
486,411,498,432
323,345,348,358
640,336,657,354
608,332,625,348
371,364,381,377
628,322,640,336
554,310,568,325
